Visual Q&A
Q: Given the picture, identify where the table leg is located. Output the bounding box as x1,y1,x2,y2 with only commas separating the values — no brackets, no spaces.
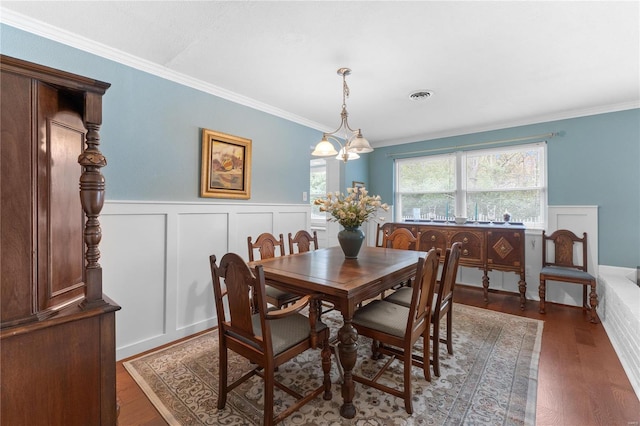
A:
337,318,358,419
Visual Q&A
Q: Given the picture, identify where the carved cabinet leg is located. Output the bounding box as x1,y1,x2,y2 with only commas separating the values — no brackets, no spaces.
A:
482,271,490,302
518,273,527,310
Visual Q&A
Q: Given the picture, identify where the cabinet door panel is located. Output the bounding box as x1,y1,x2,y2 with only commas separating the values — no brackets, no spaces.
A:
451,230,484,263
487,229,524,270
418,229,447,252
47,120,86,301
37,83,86,310
1,72,36,324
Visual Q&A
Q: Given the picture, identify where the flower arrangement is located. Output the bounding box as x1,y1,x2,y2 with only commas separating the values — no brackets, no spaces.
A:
314,186,389,229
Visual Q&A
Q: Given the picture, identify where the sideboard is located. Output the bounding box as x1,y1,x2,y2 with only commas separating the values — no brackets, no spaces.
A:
377,221,527,308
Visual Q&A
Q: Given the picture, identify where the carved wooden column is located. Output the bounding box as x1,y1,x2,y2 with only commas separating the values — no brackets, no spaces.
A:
79,92,107,309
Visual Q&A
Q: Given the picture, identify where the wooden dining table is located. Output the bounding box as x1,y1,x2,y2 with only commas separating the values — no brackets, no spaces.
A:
248,245,426,419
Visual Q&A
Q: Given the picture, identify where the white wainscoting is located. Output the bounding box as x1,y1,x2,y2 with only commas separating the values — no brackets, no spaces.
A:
101,200,311,360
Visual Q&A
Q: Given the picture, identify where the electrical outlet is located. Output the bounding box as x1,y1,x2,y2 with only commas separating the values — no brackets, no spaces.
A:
526,266,532,277
302,191,308,201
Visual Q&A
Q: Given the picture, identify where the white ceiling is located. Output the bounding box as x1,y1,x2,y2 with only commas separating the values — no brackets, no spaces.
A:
2,1,639,147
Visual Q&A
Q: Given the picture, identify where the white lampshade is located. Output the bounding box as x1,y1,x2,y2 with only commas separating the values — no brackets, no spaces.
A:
347,133,373,153
312,138,339,156
336,147,360,161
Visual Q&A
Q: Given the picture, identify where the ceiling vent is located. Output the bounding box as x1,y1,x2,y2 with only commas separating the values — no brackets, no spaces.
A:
409,90,434,101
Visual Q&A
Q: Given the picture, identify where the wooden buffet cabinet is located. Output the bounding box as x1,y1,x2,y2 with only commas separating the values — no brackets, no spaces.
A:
1,55,120,425
378,221,527,308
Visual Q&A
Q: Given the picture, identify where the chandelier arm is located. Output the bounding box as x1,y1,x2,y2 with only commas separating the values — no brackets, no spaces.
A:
324,135,345,150
324,117,349,138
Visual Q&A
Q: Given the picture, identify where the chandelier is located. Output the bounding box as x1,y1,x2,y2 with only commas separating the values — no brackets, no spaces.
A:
311,67,373,162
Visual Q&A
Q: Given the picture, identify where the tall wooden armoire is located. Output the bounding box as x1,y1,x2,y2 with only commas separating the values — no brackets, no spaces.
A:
1,55,121,425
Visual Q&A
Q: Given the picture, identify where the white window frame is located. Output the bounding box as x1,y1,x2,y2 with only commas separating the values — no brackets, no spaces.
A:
310,158,328,228
394,142,547,229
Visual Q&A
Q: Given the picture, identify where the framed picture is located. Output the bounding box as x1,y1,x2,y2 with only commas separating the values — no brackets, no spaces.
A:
352,181,365,198
200,128,252,199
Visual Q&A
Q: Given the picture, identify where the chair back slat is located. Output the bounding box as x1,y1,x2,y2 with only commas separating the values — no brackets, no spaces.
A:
435,242,462,310
288,230,319,254
407,249,439,334
383,227,419,251
247,232,286,261
543,229,588,272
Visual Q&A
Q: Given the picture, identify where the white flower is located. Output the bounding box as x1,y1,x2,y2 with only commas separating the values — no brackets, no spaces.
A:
314,186,389,228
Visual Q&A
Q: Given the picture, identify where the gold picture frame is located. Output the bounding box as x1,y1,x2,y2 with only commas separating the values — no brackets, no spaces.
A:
200,129,251,199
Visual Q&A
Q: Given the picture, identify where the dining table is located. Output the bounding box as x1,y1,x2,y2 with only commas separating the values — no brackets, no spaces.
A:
248,245,426,419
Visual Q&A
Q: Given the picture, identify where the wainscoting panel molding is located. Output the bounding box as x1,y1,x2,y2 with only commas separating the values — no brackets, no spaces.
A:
101,201,311,360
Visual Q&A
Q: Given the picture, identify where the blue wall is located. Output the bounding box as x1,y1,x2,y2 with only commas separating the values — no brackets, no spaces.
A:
368,110,640,267
3,24,638,268
1,24,321,204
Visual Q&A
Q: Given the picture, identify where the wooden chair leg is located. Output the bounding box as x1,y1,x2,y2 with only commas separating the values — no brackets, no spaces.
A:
539,279,546,314
422,329,431,382
403,348,413,414
446,309,453,355
264,367,275,426
432,318,441,377
217,346,228,408
371,339,383,360
589,280,599,323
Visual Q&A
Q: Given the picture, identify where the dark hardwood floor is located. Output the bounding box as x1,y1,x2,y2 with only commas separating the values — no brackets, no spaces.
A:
116,286,640,425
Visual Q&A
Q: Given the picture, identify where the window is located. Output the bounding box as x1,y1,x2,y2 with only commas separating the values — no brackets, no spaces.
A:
310,159,327,224
395,142,546,228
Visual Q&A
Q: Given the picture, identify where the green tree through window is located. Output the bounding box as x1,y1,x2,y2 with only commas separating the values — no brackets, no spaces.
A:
395,143,546,227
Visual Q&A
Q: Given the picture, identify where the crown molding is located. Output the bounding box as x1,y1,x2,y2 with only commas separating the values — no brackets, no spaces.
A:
0,8,330,133
375,100,640,148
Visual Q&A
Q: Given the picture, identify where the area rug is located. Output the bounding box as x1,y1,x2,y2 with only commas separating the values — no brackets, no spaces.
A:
124,304,543,425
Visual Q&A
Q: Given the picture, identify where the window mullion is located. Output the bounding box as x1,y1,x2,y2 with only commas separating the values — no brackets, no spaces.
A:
456,151,465,217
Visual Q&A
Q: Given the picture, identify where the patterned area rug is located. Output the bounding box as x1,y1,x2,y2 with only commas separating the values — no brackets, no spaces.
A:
124,304,542,425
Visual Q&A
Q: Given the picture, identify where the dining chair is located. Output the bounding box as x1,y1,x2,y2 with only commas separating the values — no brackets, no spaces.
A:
287,229,335,316
288,229,319,254
385,242,462,377
374,222,394,247
351,248,439,414
209,253,332,426
248,232,300,309
539,229,598,323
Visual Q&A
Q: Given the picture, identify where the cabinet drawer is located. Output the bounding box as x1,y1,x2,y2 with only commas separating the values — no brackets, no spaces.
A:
450,231,484,263
418,229,447,252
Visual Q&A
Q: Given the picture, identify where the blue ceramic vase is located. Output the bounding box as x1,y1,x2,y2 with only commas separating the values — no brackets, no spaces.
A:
337,226,365,259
